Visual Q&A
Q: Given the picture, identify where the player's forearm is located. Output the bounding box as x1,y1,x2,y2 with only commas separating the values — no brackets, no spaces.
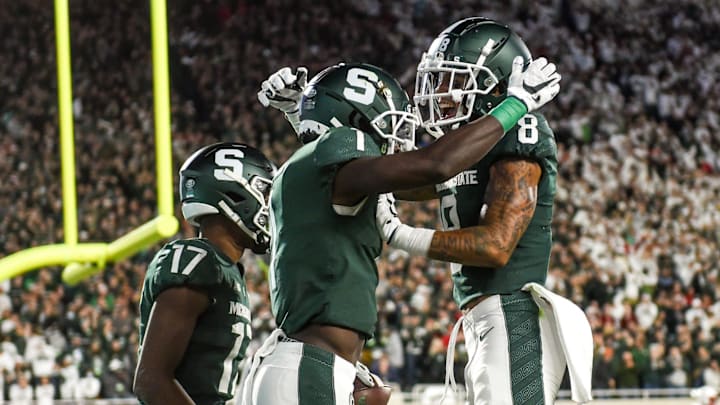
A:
379,159,539,267
335,98,528,203
427,226,511,268
418,97,528,181
386,224,512,268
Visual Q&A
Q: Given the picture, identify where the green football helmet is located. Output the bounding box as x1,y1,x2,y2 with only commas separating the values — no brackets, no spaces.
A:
179,142,275,253
414,17,532,137
298,62,419,153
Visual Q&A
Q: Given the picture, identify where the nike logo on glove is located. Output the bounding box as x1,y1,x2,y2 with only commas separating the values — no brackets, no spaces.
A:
524,79,555,94
477,326,494,342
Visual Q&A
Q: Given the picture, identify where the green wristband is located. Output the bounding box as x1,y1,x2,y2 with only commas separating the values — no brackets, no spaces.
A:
488,96,528,132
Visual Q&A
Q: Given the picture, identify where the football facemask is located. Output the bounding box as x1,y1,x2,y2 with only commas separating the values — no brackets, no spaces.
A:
414,38,499,138
217,168,273,247
369,94,420,154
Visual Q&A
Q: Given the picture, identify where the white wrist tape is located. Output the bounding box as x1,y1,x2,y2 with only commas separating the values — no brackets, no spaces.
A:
285,110,301,134
389,224,435,257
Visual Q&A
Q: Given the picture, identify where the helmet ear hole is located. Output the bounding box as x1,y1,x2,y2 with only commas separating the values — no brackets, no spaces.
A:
350,111,373,134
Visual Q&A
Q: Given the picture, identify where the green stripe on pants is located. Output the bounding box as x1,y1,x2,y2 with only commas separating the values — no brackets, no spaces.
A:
298,344,336,405
502,291,544,405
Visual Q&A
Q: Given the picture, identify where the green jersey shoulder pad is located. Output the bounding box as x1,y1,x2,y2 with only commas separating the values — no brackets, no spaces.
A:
148,238,227,290
314,126,382,168
493,112,556,161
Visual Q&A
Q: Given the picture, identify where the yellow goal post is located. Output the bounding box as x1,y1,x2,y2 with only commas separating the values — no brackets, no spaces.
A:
0,0,178,285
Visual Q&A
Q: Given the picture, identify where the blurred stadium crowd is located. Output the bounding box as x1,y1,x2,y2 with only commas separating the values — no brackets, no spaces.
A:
1,0,720,401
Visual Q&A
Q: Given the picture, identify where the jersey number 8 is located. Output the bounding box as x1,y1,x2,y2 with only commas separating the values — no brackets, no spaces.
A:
518,114,539,144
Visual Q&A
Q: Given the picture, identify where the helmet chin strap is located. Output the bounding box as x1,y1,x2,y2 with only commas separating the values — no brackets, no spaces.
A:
218,200,262,245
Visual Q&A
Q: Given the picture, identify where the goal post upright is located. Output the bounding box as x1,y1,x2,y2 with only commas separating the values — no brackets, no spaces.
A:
0,0,178,285
55,0,78,246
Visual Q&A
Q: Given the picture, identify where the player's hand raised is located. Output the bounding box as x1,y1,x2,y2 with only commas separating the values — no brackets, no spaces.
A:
506,56,561,113
257,67,308,114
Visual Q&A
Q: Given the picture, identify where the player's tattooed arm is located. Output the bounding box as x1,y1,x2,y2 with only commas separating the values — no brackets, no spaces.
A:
428,158,541,268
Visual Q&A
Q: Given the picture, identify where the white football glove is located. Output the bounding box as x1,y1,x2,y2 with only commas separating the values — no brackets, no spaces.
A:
354,362,392,405
506,56,561,113
257,66,308,114
355,362,376,387
376,193,401,243
375,193,434,256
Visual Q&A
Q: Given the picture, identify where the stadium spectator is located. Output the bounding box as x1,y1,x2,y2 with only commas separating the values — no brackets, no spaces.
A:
34,375,55,405
8,372,33,404
101,358,132,399
703,359,720,392
636,293,660,331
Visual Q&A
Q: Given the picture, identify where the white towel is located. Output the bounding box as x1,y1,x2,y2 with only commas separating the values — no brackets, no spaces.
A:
522,282,594,404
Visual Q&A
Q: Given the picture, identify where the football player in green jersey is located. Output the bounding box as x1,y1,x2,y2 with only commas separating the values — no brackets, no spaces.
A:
242,55,561,405
133,142,274,405
375,18,593,405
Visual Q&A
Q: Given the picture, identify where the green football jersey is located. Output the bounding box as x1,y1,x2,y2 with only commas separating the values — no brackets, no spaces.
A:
138,238,251,405
269,126,383,338
436,113,558,308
